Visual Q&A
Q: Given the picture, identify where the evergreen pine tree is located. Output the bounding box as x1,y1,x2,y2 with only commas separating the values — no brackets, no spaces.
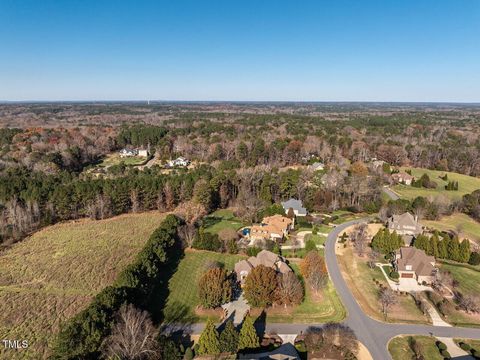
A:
197,319,220,355
430,234,439,258
459,239,471,263
219,319,239,353
448,237,460,262
183,347,194,360
438,239,448,259
238,315,259,351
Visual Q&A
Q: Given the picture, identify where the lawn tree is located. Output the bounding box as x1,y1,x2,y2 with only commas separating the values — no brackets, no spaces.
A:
367,249,380,269
101,304,160,360
379,287,397,320
237,315,259,351
469,252,480,265
457,293,480,313
276,272,304,306
178,223,197,248
219,319,239,353
408,336,425,360
174,201,207,225
197,319,221,355
350,222,368,256
448,237,460,262
459,239,471,263
300,250,328,294
198,267,233,308
244,265,278,307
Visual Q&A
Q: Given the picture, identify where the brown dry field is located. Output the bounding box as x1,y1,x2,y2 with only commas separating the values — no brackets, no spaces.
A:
0,211,166,359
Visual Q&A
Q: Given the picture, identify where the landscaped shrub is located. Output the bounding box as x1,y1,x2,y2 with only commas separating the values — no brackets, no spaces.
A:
436,341,447,351
459,342,471,351
441,349,451,358
192,228,222,251
469,252,480,266
305,238,316,252
390,271,399,280
472,349,480,359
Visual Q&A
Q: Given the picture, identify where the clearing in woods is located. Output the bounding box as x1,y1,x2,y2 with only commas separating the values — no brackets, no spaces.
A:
0,211,166,359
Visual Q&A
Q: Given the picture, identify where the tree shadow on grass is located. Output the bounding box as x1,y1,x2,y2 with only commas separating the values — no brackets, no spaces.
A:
144,239,185,325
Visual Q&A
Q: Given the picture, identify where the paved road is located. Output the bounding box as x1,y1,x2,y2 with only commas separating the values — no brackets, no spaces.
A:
183,219,480,359
382,186,400,200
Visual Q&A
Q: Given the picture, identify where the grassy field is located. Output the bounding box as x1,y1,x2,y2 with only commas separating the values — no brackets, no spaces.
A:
388,335,443,360
337,246,429,324
393,167,480,200
163,249,246,323
99,153,148,167
305,233,327,246
455,339,480,353
440,262,480,297
423,213,480,244
0,212,166,359
203,209,246,235
426,261,480,327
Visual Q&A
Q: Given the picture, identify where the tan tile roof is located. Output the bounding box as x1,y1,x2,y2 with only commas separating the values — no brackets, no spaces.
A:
396,247,435,276
251,215,292,238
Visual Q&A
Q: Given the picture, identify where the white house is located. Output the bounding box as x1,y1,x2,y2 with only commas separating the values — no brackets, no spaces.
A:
167,157,190,167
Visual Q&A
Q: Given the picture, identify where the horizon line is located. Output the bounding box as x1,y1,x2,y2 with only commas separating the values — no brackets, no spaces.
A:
1,99,480,105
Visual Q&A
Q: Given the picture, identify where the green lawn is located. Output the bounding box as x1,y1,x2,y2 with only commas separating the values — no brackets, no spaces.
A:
455,339,480,353
440,262,480,297
99,153,147,167
163,249,246,323
314,224,332,234
388,336,443,360
163,248,345,324
393,167,480,200
203,209,246,235
305,233,327,246
423,213,480,244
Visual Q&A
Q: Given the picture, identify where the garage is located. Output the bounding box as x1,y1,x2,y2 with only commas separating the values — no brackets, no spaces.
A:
401,273,414,278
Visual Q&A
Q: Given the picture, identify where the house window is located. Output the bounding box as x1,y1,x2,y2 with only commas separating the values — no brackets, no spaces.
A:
406,265,412,271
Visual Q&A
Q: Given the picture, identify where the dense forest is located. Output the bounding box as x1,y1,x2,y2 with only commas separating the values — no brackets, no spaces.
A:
1,102,480,245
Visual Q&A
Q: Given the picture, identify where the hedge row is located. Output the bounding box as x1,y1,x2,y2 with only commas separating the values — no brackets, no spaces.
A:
50,215,182,359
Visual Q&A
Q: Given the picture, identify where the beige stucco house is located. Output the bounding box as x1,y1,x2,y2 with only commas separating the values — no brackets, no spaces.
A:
234,250,292,284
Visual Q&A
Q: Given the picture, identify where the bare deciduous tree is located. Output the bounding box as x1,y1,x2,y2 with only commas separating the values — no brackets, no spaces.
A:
276,272,304,307
102,304,160,360
351,223,368,257
379,287,397,320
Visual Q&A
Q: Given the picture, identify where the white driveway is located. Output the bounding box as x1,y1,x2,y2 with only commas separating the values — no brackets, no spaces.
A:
377,264,431,292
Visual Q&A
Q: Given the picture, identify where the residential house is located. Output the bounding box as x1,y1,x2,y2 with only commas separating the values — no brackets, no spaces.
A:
308,161,325,172
137,149,149,157
394,247,436,283
119,148,137,157
281,198,307,217
167,157,190,167
234,250,292,284
387,212,423,236
238,343,300,360
249,215,293,242
392,172,414,185
372,159,386,169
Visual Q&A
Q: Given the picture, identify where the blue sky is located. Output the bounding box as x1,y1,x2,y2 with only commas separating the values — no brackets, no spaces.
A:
1,0,479,101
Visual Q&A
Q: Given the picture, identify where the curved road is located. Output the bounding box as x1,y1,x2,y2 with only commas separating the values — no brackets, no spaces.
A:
185,218,480,359
267,219,480,359
382,186,400,200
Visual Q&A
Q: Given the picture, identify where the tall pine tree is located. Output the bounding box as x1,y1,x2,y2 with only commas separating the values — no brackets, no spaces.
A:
238,315,259,351
197,319,220,355
219,319,239,353
448,237,460,262
459,239,471,263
